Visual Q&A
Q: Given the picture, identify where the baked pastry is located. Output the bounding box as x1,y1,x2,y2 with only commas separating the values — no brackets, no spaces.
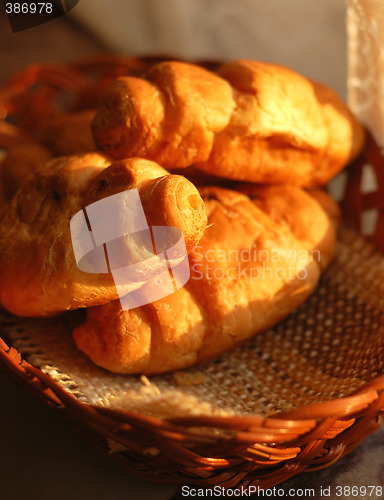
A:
0,153,207,317
92,59,364,187
73,184,339,374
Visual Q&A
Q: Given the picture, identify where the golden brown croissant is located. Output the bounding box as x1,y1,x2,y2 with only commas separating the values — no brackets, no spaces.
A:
0,153,207,317
92,59,364,187
73,184,339,374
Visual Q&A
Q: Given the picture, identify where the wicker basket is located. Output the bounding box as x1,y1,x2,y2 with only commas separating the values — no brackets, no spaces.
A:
0,57,384,490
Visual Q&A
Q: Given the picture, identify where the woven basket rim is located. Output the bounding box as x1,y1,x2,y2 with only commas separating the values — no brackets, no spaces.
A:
1,56,384,488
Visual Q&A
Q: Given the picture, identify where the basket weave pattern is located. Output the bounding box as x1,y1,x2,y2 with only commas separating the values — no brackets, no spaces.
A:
0,58,384,489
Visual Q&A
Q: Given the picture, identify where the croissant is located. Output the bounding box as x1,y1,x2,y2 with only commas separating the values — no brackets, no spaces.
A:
0,141,53,201
0,153,207,317
41,109,96,156
73,184,339,374
92,59,364,187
